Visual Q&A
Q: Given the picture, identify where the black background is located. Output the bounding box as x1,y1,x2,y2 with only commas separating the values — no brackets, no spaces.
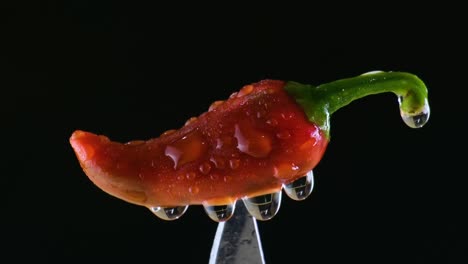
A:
3,2,466,263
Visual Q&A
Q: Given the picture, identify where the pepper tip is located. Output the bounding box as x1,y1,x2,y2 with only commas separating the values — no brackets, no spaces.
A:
69,130,98,161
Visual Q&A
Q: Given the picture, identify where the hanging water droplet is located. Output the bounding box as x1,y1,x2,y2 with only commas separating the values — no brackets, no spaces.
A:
283,170,314,201
203,202,236,222
242,191,282,221
150,205,188,221
399,97,430,128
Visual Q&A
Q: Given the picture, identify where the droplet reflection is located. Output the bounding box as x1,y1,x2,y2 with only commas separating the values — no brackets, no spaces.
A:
283,170,314,201
203,202,236,222
150,205,188,221
242,191,282,221
399,97,430,128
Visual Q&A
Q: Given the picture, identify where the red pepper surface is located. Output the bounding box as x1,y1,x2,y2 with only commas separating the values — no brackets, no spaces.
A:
71,80,327,207
70,72,429,209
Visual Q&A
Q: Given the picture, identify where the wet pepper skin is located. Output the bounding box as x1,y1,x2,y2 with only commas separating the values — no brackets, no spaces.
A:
71,72,431,209
70,80,328,207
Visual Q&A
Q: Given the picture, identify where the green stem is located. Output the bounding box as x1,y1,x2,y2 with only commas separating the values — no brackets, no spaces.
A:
284,71,430,138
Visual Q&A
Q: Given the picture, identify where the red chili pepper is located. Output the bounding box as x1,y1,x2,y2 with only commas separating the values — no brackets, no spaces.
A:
70,72,429,221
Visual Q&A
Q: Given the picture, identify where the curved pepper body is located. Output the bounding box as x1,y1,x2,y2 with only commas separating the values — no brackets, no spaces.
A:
70,80,328,207
71,72,430,211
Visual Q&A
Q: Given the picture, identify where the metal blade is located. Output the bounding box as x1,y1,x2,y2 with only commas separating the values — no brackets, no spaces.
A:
209,200,265,264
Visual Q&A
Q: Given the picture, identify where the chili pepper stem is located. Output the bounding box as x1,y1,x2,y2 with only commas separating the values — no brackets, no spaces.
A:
284,71,430,138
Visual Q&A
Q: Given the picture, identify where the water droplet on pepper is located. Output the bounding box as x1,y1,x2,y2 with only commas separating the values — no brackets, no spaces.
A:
199,162,212,175
266,118,278,126
186,172,196,180
210,174,220,181
216,136,234,149
237,85,254,97
164,132,207,169
125,140,145,146
161,129,176,136
210,157,226,169
273,162,299,180
281,112,294,120
229,159,240,169
276,131,291,139
234,124,272,158
256,110,266,118
185,117,198,126
209,100,224,111
189,186,199,194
